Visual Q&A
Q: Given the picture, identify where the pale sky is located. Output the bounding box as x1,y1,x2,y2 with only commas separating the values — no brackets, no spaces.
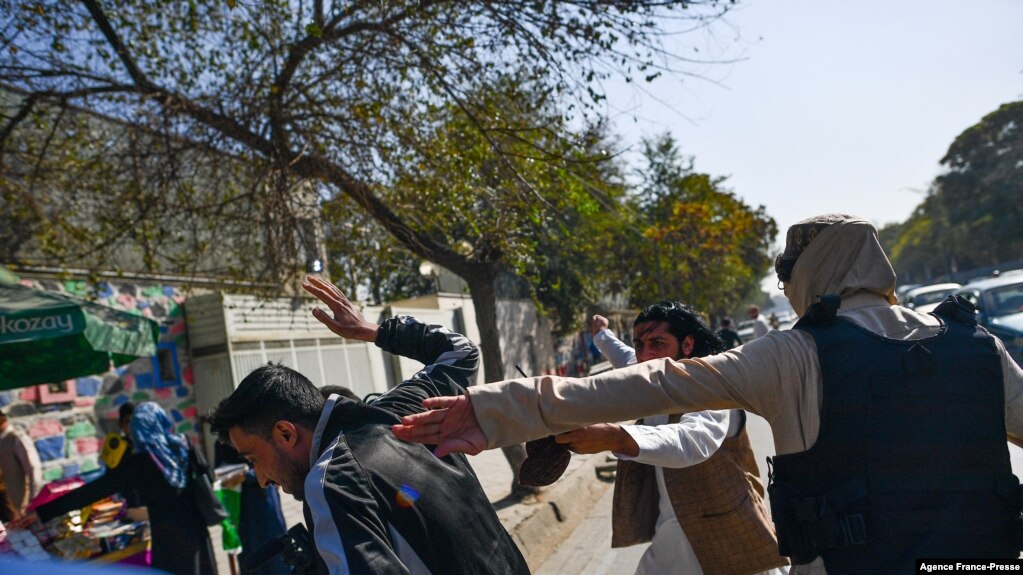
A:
603,0,1023,244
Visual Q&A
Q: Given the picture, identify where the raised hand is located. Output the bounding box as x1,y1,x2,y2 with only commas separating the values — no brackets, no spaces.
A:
302,275,379,342
391,395,487,457
589,314,609,336
555,423,639,456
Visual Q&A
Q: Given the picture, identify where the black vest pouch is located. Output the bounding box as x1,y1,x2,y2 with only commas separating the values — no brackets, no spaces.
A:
768,459,867,565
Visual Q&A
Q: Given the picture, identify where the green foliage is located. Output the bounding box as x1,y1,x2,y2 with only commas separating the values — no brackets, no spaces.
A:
886,101,1023,281
1,0,734,287
378,79,630,335
622,133,777,318
322,194,434,306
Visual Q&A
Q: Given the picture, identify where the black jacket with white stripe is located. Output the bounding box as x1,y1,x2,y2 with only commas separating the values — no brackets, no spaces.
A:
302,316,530,575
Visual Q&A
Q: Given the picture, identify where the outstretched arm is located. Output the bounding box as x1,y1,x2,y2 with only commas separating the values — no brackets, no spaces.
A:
617,410,730,468
554,423,639,457
554,411,731,465
370,317,479,419
394,330,818,457
392,395,486,457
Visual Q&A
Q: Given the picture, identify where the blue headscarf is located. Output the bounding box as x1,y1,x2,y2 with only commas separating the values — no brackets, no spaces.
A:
130,402,190,489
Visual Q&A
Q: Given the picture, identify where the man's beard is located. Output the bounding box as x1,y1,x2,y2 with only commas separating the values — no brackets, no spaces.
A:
273,445,309,501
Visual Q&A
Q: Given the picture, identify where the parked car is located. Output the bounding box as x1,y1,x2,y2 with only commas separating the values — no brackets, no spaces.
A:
954,275,1023,363
895,283,923,300
901,282,962,313
736,319,755,342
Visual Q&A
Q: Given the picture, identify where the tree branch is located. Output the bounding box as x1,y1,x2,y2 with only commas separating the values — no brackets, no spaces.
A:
291,153,473,274
79,0,276,158
0,92,37,151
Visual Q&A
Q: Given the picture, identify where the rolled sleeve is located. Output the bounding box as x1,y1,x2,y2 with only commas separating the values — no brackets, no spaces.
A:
617,410,729,468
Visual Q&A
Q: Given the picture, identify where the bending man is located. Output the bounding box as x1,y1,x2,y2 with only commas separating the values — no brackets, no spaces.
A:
208,276,528,575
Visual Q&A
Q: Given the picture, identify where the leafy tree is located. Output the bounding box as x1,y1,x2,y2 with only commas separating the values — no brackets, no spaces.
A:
933,101,1023,268
380,78,630,346
0,0,736,349
1,0,737,490
0,90,307,284
624,133,777,319
322,196,435,306
885,101,1023,280
882,200,948,284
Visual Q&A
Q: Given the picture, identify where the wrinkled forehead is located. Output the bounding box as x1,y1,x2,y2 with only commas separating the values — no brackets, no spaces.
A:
633,320,679,342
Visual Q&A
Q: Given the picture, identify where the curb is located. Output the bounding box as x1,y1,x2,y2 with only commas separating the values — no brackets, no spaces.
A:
497,452,615,570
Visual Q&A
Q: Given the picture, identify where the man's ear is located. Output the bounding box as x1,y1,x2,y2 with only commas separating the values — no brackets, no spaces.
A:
271,421,299,448
681,335,695,357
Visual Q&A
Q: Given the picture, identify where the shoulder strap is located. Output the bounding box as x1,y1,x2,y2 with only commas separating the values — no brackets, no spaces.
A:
931,295,978,326
795,294,842,329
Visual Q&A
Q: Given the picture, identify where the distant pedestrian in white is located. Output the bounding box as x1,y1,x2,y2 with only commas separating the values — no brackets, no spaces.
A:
748,305,772,340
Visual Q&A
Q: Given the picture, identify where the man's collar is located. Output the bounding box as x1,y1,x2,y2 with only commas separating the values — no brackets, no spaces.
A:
310,393,340,468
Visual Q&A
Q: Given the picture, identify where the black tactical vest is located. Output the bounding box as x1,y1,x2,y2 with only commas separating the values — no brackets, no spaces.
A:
768,296,1020,574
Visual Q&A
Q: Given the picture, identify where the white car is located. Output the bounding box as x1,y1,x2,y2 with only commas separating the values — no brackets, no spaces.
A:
901,282,962,313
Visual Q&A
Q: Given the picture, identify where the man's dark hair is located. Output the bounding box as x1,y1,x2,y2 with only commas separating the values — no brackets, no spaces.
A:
320,385,361,402
634,300,725,358
721,317,733,328
118,402,136,425
207,362,325,440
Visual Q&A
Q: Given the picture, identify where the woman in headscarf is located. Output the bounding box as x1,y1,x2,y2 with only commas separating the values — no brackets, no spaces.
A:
31,402,217,574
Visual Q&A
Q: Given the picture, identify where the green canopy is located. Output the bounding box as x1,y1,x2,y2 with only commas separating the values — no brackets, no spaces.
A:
0,284,160,391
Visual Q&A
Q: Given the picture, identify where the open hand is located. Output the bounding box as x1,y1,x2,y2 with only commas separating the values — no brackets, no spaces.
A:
302,275,379,342
555,423,638,457
392,395,487,457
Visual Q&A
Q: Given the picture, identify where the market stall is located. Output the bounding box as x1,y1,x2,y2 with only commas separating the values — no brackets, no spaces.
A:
0,281,160,566
1,491,151,566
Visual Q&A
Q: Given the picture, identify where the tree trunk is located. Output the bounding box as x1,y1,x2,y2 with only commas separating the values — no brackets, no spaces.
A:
463,264,537,496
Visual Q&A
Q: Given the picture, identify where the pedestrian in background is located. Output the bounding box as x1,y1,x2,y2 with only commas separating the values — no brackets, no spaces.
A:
118,402,135,440
20,402,217,575
746,305,771,340
717,317,743,349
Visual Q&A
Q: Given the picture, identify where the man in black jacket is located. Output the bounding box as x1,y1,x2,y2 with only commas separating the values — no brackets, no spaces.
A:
207,275,529,575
